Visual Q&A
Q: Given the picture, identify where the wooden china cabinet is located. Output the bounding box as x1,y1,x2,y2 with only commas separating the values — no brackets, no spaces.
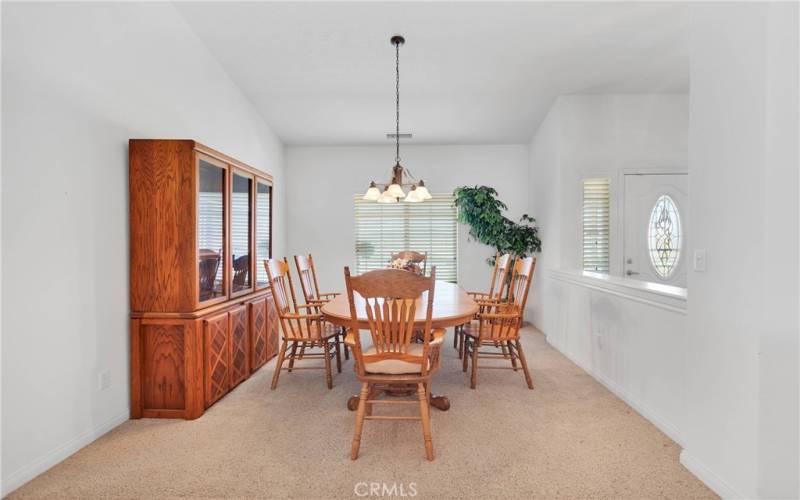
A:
129,140,279,419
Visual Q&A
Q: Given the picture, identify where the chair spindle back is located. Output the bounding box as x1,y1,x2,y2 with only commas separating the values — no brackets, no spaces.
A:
294,254,321,303
265,258,316,341
479,257,536,341
487,253,513,300
344,267,437,376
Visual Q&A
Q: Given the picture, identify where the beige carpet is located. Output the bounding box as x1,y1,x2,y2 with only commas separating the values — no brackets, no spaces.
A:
8,328,715,499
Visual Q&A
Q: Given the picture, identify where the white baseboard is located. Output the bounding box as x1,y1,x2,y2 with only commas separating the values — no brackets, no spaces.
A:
545,335,684,447
680,449,746,499
1,410,129,497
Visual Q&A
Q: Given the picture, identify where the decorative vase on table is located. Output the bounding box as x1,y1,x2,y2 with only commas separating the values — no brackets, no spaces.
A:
388,257,423,276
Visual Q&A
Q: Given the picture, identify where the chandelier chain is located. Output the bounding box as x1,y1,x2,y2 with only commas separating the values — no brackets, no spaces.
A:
395,39,400,163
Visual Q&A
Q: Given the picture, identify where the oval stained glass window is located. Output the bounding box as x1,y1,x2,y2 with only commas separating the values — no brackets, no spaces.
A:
648,195,682,278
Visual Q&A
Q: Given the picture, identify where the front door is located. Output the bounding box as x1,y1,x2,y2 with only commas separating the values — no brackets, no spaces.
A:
623,173,688,287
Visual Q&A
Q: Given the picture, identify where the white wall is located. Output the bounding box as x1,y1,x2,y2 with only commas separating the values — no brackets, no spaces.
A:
285,145,529,293
526,94,691,453
528,94,689,325
544,272,688,444
0,3,286,495
529,6,799,499
682,3,799,499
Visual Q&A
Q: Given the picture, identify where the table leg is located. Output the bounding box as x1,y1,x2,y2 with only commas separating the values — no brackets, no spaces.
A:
430,395,450,411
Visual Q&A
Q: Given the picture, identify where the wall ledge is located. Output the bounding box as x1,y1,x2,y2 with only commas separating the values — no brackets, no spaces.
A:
545,269,688,314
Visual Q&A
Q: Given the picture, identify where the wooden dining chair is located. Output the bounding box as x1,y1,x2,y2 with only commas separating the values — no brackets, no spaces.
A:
265,258,341,390
462,256,536,390
294,254,347,360
344,267,445,461
293,254,341,305
391,250,428,276
198,249,221,301
232,254,250,289
455,253,514,357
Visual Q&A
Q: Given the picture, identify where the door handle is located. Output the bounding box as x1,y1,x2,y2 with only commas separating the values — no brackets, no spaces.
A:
626,270,640,276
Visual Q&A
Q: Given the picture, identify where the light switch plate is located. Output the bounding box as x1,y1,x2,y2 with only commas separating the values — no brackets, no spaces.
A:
99,370,111,391
693,249,707,272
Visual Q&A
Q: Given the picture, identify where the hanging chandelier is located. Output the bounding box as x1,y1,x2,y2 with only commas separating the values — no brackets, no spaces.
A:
363,35,431,203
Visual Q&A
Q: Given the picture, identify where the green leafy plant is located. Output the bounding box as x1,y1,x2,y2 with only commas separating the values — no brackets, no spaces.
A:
453,186,542,263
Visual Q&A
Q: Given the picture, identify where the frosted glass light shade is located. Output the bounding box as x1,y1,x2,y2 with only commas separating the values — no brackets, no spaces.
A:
404,189,421,202
377,190,398,203
415,183,432,200
363,185,381,201
387,183,405,198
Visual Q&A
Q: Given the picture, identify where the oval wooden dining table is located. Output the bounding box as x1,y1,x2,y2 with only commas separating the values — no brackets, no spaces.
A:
321,280,478,411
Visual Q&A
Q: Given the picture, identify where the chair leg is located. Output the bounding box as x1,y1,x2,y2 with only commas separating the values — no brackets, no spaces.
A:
340,328,350,360
270,340,287,390
470,338,480,389
351,382,370,460
323,340,333,389
287,342,299,372
417,383,434,461
453,325,459,349
334,336,342,373
462,336,470,373
515,339,534,390
507,341,519,371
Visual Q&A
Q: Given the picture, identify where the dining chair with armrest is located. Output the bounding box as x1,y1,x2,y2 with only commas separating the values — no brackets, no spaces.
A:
462,256,536,390
455,253,514,357
344,266,444,461
294,254,347,359
265,258,341,390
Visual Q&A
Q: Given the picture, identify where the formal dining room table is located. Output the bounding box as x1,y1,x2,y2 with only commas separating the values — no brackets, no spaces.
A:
321,280,478,411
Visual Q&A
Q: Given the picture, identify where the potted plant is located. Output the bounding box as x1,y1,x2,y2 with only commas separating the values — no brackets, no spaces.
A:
453,185,542,263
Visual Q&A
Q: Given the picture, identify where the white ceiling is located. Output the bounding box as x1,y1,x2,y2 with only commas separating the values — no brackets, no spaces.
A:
175,2,689,146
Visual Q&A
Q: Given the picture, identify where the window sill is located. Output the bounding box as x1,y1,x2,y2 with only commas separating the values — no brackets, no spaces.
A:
544,269,687,314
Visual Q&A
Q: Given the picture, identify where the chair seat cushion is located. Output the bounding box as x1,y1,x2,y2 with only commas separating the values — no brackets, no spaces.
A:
363,343,428,375
286,320,338,341
462,320,518,340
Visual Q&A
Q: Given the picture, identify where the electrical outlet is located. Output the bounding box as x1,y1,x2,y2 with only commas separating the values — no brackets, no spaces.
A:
98,370,111,391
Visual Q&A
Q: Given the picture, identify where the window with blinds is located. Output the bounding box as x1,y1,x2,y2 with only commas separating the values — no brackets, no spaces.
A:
354,194,458,282
582,178,610,273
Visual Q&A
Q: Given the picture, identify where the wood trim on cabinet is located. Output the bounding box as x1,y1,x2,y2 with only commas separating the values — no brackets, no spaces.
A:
129,140,196,312
203,311,230,408
132,288,273,319
130,318,143,419
193,142,273,182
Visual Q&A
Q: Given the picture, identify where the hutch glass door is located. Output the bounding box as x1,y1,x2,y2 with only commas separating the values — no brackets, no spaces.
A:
197,158,226,303
255,180,272,288
231,171,253,294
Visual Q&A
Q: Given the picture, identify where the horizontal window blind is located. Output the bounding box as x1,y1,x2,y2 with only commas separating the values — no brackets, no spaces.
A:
354,194,458,282
198,192,224,283
231,192,250,261
582,178,610,273
255,185,271,287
